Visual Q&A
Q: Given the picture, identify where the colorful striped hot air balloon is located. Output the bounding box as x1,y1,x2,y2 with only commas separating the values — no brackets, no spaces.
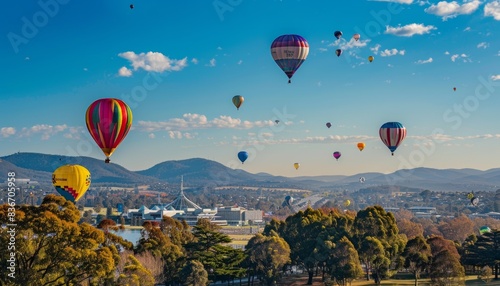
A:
379,122,406,156
85,98,133,163
232,95,244,110
52,164,91,202
271,34,309,83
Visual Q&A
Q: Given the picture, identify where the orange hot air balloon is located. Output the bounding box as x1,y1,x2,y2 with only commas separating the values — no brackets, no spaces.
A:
357,142,366,151
85,98,133,163
368,56,374,63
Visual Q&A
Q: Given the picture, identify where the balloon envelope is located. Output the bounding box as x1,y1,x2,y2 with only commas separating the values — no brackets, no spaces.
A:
333,151,341,160
294,163,300,170
471,197,479,206
353,33,360,41
368,56,374,62
357,142,365,151
52,164,91,202
86,98,133,163
359,177,366,183
238,151,249,164
344,200,351,207
479,226,491,235
232,95,244,110
335,49,342,57
285,195,294,206
326,122,332,128
379,122,406,155
334,31,343,39
271,34,309,83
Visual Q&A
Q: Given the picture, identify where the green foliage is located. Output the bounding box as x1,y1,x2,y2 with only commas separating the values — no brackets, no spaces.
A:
117,255,155,286
403,235,431,285
179,260,209,286
327,236,364,285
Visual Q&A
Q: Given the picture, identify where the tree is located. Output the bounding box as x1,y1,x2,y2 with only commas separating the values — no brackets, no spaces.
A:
403,235,431,286
245,231,291,285
397,218,424,240
327,236,363,286
0,195,117,285
438,215,475,243
461,230,500,280
117,254,155,286
180,260,209,286
428,249,465,286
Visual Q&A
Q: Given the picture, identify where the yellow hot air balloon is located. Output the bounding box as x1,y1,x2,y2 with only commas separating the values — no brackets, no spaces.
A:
294,163,300,170
357,142,366,151
52,165,91,203
344,200,351,207
368,56,374,63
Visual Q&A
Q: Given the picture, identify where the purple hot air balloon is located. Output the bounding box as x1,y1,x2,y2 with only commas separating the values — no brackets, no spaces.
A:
333,151,341,161
271,34,309,83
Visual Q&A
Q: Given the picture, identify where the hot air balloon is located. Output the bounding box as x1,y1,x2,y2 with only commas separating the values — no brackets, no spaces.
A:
130,4,134,9
335,49,342,57
368,56,374,62
285,195,294,206
326,122,332,128
232,95,244,110
379,122,406,155
453,87,456,91
275,120,280,124
52,164,91,203
359,177,366,183
353,33,360,41
344,199,351,207
294,163,300,170
357,142,365,151
333,151,341,161
471,197,479,206
238,151,249,164
271,34,309,83
334,31,343,39
479,226,491,235
467,192,475,200
86,98,133,163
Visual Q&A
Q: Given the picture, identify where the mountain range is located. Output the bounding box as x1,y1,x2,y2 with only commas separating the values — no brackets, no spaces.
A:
1,152,499,192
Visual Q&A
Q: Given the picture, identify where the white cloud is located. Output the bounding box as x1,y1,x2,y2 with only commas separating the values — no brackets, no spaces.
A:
491,75,500,81
168,131,196,139
118,66,132,77
137,113,280,132
369,0,413,3
380,48,405,56
237,60,243,65
425,1,481,20
83,67,88,71
415,57,433,64
207,58,216,67
217,46,222,50
484,1,500,20
370,44,381,54
62,127,83,140
464,27,471,31
19,124,68,140
191,58,199,64
477,42,489,49
118,51,188,76
148,133,156,139
318,48,328,52
25,57,30,60
444,51,450,55
1,127,16,137
385,23,436,36
450,53,470,62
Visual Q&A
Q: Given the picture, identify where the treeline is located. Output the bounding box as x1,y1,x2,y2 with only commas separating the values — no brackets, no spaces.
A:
1,195,499,286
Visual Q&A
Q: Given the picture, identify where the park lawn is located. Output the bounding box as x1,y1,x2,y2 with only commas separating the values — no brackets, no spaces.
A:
277,275,490,285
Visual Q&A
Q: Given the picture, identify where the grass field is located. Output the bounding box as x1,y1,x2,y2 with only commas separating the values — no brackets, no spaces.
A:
276,275,494,285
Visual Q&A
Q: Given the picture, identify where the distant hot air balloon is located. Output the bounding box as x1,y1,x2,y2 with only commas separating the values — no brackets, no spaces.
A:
379,122,406,156
86,98,133,163
326,122,332,128
275,120,280,124
232,95,244,110
359,177,366,183
453,87,456,91
52,164,91,203
479,226,491,235
471,197,479,206
335,49,342,57
333,151,341,161
368,56,374,63
271,34,309,83
129,4,134,9
344,199,351,207
238,151,249,164
334,31,343,39
353,33,360,41
357,142,365,151
285,195,294,206
467,192,475,200
294,163,300,170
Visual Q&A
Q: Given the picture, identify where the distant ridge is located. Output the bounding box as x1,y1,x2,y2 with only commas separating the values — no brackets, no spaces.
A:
1,152,499,191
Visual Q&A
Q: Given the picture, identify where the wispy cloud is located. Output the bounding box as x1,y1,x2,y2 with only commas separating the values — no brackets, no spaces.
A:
415,57,433,64
491,75,500,81
425,1,481,20
117,51,188,76
1,127,16,138
380,48,405,56
385,23,436,36
370,44,381,54
484,1,500,20
207,58,216,67
191,58,199,64
136,113,284,132
477,42,489,49
450,53,470,62
19,124,68,140
168,131,196,139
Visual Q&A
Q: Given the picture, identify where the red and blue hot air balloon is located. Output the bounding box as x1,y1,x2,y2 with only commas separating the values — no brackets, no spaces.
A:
86,98,133,163
379,122,406,156
271,34,309,83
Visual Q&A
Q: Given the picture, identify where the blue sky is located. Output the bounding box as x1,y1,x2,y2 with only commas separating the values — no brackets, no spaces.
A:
1,0,500,177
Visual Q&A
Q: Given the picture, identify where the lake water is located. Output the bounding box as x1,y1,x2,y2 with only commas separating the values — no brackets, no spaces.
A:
112,228,142,245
